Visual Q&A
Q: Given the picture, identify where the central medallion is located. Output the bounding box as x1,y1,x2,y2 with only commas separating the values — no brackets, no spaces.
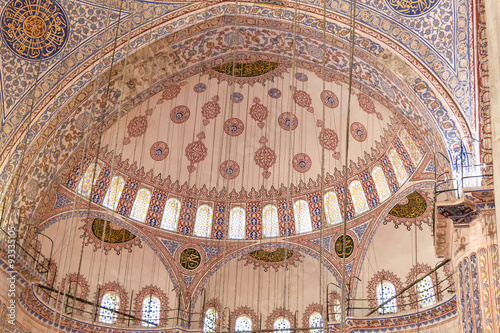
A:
1,0,69,60
385,0,440,16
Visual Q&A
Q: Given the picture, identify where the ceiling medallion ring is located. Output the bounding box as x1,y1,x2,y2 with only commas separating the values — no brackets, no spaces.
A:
278,112,298,131
150,141,169,161
176,244,205,274
292,153,312,173
220,160,240,180
385,0,441,16
224,118,245,136
1,0,69,60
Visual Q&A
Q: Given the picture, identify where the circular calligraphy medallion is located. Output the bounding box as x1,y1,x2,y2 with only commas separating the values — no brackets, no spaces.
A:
150,141,169,161
170,105,190,124
334,235,354,258
320,90,340,109
219,160,240,180
180,248,201,270
292,153,312,173
350,122,367,142
278,112,298,131
386,0,440,16
224,118,244,136
1,0,69,60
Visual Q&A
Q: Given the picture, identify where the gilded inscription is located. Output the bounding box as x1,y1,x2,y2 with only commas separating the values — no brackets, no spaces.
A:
335,235,354,258
386,0,440,16
212,60,280,78
180,248,201,270
389,191,427,219
248,248,294,263
1,0,69,60
91,218,137,244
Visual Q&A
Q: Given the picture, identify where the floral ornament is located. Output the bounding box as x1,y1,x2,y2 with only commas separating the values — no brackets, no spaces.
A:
357,92,383,120
254,136,277,179
220,160,240,180
170,105,190,124
350,122,367,142
249,97,269,128
292,153,311,173
150,141,169,161
317,120,340,159
185,132,208,173
292,86,314,113
123,109,152,145
278,112,298,131
79,218,142,254
201,95,221,125
321,90,340,109
157,82,186,104
224,118,245,136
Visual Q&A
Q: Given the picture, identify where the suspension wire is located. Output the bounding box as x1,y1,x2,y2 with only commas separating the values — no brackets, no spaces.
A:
341,0,358,330
320,0,327,327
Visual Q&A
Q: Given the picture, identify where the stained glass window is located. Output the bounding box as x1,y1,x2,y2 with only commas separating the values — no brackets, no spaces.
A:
376,281,397,314
400,129,422,164
333,300,342,321
417,275,436,308
130,189,152,222
141,295,160,327
161,198,181,231
293,200,313,233
235,315,252,332
99,292,119,324
389,149,408,185
273,317,291,333
77,164,101,197
309,312,323,333
349,181,369,215
103,176,125,210
324,192,342,225
263,204,279,237
372,167,391,202
194,205,213,237
229,207,246,239
203,308,218,333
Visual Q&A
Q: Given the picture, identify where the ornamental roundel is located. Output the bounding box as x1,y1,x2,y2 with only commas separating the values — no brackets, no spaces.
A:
293,88,314,113
224,118,245,136
317,121,340,159
180,248,202,270
320,90,340,109
334,234,355,259
1,0,69,60
278,112,298,131
232,92,244,103
268,88,282,99
201,96,221,125
249,97,269,128
386,0,440,16
292,153,311,173
162,84,183,101
170,105,190,124
350,122,367,142
295,72,308,82
219,160,240,180
127,115,148,138
150,141,169,161
194,83,207,93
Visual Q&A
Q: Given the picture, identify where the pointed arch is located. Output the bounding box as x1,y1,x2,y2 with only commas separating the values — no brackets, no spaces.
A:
371,167,391,202
229,206,246,239
324,192,342,225
103,176,125,210
389,149,408,185
262,204,279,238
376,281,397,314
130,189,152,222
161,197,181,231
349,181,369,215
77,163,101,197
194,204,214,237
293,199,313,234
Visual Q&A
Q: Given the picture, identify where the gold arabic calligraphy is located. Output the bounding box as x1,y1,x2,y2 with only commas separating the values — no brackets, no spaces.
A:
180,248,201,270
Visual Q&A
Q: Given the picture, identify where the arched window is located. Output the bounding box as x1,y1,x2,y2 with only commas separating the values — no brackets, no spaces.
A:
399,128,422,163
229,207,246,239
262,204,279,237
333,300,342,321
416,275,436,308
161,198,181,231
142,295,161,327
130,189,152,222
235,315,252,332
324,192,342,225
388,149,408,185
273,317,291,333
77,164,101,197
376,281,397,314
99,292,120,324
203,308,218,333
371,167,391,202
349,181,369,215
309,312,323,333
103,176,125,210
293,200,313,234
194,205,213,237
